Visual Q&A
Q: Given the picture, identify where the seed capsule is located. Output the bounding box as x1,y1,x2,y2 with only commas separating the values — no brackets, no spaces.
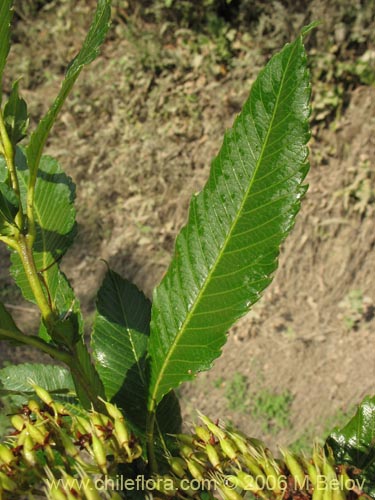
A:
91,433,108,473
169,457,187,478
28,399,41,414
0,444,14,465
302,456,318,487
217,484,243,500
198,413,226,441
235,470,262,493
81,477,102,500
281,448,306,490
114,418,131,455
243,453,266,480
205,443,222,471
11,414,26,431
23,435,36,466
179,444,194,459
26,422,47,445
59,429,85,464
228,430,248,454
186,459,205,481
195,426,211,443
75,416,92,435
175,433,195,445
30,382,54,407
98,397,124,421
219,438,237,461
0,471,17,492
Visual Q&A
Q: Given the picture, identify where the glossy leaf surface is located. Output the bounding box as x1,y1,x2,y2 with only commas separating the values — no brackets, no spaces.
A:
92,269,181,433
0,0,12,97
10,148,76,315
26,0,111,180
148,33,311,410
326,396,375,498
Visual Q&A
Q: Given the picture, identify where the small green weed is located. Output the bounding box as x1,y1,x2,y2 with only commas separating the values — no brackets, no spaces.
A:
252,389,294,435
225,373,249,412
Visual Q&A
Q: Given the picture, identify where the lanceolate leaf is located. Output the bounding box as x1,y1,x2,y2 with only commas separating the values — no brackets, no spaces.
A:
148,32,311,411
0,182,19,235
3,80,29,146
26,0,111,181
92,269,181,433
0,0,13,99
0,302,23,345
10,148,76,315
326,396,375,498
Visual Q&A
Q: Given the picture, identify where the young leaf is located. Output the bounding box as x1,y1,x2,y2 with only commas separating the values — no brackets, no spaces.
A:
147,32,311,411
0,182,19,235
26,0,111,181
0,0,13,100
3,80,29,146
0,302,23,345
92,269,181,433
10,148,76,312
326,396,375,498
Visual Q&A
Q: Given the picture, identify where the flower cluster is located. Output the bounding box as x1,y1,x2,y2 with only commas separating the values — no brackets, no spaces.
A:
0,385,141,499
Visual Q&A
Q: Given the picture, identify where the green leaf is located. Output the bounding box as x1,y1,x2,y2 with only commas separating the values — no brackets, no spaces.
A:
70,339,106,410
148,33,311,410
26,0,111,181
92,269,181,433
326,396,375,498
0,0,13,100
0,182,19,235
0,362,74,399
10,148,76,315
0,156,7,182
0,302,23,345
3,80,29,146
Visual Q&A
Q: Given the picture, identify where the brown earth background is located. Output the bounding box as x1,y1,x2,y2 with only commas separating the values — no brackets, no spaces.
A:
0,0,374,451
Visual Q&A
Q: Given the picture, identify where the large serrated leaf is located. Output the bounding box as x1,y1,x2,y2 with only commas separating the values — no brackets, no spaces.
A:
326,396,375,498
92,269,181,433
0,0,13,98
0,363,74,399
147,33,311,411
10,148,76,313
70,339,106,410
26,0,111,179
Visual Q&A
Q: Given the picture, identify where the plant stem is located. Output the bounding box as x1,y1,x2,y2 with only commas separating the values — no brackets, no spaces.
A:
146,408,158,473
0,326,72,365
17,235,56,328
0,109,24,230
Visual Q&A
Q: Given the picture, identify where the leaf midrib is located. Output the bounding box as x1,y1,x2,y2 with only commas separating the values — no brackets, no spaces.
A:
149,41,298,408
